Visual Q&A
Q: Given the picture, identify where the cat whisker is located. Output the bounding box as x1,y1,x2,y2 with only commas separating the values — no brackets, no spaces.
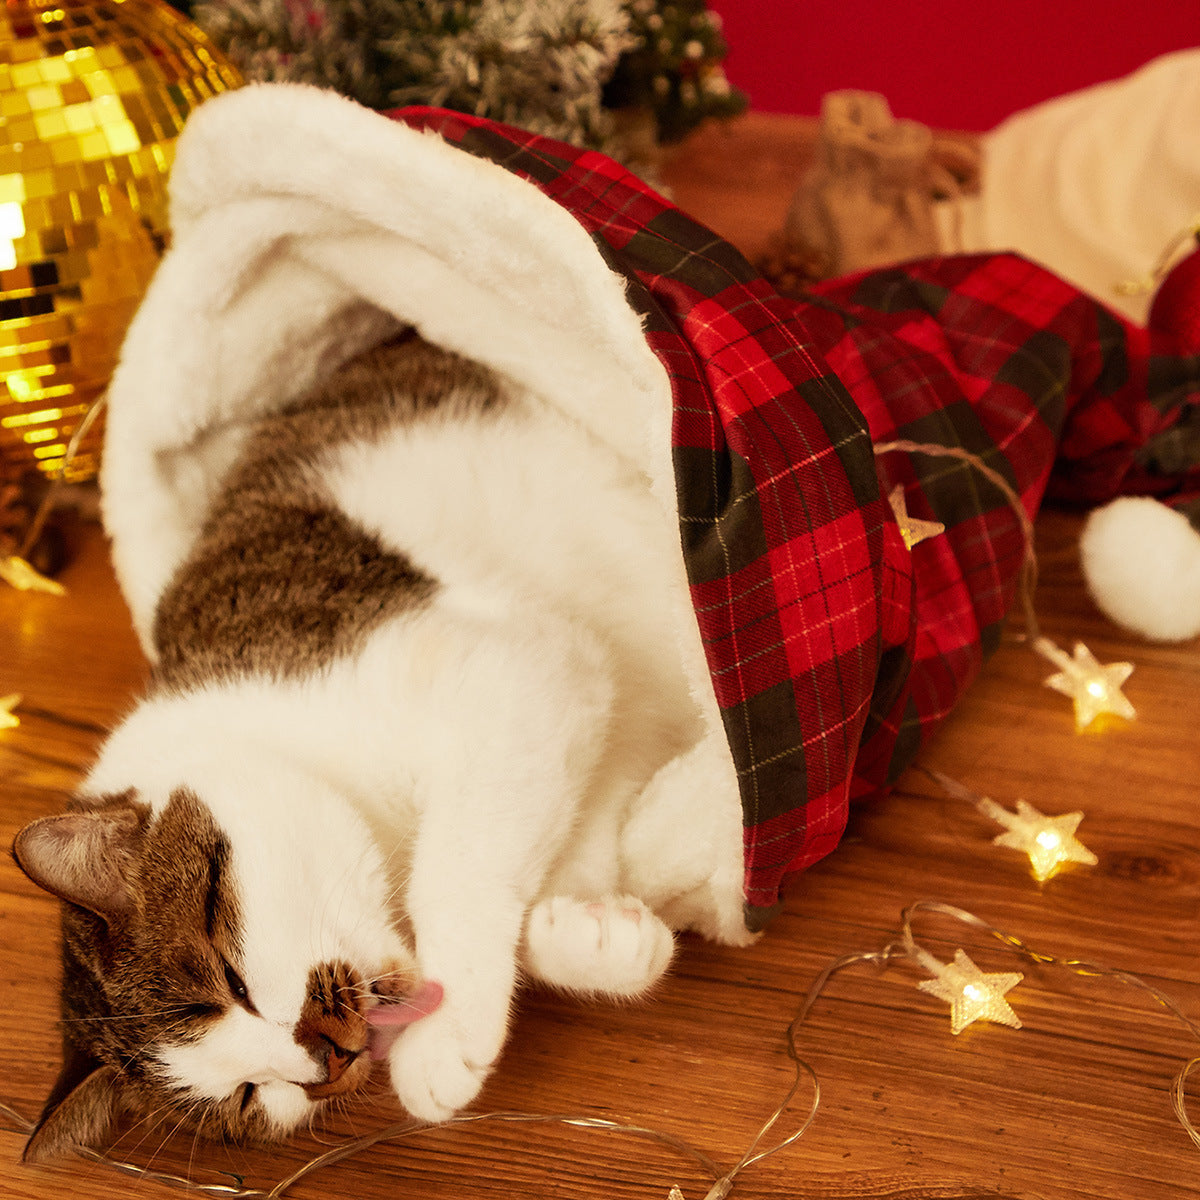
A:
305,1105,331,1144
158,1097,212,1175
378,860,416,914
59,1004,199,1025
299,838,380,971
325,847,377,958
119,1014,201,1070
350,969,388,991
104,1088,202,1172
351,960,424,994
359,992,431,1016
184,1101,206,1188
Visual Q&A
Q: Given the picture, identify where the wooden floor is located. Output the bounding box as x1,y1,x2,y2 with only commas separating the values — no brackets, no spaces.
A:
3,114,1199,1200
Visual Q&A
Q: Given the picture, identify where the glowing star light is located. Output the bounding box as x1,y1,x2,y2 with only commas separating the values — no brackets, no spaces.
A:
987,798,1098,882
888,484,945,550
0,555,66,596
916,949,1023,1035
0,694,21,730
1034,637,1135,730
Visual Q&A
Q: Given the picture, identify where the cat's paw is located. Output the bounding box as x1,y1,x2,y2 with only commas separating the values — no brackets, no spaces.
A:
387,1005,504,1123
524,894,674,997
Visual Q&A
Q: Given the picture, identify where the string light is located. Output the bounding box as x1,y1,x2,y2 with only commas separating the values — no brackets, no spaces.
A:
0,372,1169,1199
1034,637,1136,730
1114,214,1200,296
874,440,1140,730
3,900,1198,1197
922,768,1098,882
1,391,106,596
0,556,66,595
914,948,1023,1034
990,800,1097,881
886,483,945,550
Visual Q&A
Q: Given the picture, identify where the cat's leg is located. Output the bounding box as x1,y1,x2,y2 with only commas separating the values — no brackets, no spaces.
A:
384,609,612,1122
389,849,524,1121
523,894,674,997
620,730,758,948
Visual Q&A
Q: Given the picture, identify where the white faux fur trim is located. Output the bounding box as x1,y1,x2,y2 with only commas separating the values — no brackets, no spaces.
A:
103,85,679,638
101,84,747,935
1081,497,1200,642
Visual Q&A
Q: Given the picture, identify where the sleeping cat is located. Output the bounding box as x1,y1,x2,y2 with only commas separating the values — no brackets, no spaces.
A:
12,333,711,1160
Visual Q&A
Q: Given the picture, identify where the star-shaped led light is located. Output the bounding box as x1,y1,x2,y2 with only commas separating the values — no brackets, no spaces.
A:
990,799,1098,882
0,554,66,596
1034,638,1135,730
917,949,1023,1035
888,484,945,550
0,693,21,730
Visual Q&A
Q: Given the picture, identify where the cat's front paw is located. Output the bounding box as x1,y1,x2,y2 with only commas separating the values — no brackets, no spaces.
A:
388,1006,502,1123
524,894,674,996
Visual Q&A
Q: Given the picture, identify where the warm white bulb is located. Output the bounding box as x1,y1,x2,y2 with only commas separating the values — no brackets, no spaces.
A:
1038,639,1136,730
917,949,1023,1034
0,555,68,595
991,799,1097,882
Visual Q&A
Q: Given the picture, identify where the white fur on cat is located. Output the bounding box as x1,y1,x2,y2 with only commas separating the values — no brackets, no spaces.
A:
87,618,673,1126
91,81,760,1128
85,389,744,1127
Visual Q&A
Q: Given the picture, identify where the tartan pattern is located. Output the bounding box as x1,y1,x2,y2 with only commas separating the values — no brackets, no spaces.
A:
390,109,1200,923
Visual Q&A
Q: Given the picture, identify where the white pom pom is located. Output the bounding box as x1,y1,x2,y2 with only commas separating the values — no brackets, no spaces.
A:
1080,497,1200,642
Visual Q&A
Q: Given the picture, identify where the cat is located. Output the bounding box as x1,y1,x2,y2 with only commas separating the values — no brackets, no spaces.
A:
12,332,712,1160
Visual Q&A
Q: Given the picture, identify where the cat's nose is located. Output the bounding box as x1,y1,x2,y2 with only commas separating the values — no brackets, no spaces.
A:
302,1035,365,1098
321,1035,360,1084
295,959,370,1097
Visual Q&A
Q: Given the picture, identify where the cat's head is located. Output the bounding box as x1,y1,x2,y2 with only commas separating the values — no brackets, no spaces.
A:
12,764,430,1162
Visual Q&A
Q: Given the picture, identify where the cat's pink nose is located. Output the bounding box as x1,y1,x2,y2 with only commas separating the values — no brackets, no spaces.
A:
322,1036,360,1083
302,1036,364,1098
326,1032,357,1080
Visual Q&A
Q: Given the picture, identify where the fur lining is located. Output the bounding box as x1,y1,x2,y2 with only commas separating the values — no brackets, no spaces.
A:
101,83,746,938
103,82,714,708
104,84,677,647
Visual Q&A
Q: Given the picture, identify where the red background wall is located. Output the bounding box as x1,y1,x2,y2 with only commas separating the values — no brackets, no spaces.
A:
706,1,1198,130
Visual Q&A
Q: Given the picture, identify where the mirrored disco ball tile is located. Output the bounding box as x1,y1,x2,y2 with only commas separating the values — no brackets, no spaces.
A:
0,0,240,481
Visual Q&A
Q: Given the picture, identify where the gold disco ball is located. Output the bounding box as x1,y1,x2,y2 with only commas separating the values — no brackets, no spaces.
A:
0,0,240,482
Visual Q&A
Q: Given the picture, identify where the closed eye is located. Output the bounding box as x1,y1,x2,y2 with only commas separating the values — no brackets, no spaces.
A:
183,1002,221,1020
222,960,257,1012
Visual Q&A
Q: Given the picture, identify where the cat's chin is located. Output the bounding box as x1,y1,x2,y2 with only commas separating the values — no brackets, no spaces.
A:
132,1061,381,1150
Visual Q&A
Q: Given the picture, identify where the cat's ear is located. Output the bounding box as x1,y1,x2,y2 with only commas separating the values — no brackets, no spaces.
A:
12,797,146,922
22,1047,124,1162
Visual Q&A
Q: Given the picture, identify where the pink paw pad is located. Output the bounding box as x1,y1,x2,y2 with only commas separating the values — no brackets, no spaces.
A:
584,901,642,924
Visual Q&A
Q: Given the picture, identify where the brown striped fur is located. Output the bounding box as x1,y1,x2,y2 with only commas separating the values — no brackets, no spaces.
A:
151,335,503,690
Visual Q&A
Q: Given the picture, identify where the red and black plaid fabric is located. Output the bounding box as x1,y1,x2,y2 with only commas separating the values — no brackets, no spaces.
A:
391,109,1200,927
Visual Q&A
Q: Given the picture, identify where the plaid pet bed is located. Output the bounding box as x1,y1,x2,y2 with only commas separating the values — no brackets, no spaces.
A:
394,108,1200,924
